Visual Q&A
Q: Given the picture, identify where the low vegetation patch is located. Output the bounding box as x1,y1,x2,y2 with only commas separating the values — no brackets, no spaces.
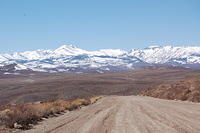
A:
141,77,200,102
0,96,102,130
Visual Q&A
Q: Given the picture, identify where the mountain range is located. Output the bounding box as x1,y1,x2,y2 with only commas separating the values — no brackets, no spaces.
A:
1,45,200,73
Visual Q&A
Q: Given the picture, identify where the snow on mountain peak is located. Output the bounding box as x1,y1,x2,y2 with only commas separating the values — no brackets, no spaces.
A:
1,45,200,73
91,49,126,57
146,45,161,49
130,45,200,64
54,45,88,55
57,44,77,50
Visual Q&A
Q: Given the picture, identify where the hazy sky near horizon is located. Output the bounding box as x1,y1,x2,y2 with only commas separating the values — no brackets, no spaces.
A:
0,0,200,53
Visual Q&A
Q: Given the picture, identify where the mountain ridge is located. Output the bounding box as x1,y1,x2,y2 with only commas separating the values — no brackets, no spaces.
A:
1,45,200,73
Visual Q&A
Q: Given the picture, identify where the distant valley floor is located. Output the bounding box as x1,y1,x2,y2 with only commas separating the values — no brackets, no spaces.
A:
1,66,200,104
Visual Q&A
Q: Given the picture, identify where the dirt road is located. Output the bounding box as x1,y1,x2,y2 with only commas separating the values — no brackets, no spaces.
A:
23,96,200,133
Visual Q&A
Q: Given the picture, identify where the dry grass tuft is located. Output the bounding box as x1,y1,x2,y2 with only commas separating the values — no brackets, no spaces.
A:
0,96,101,130
141,77,200,102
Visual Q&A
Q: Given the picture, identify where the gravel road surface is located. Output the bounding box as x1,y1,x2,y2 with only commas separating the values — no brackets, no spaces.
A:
23,96,200,133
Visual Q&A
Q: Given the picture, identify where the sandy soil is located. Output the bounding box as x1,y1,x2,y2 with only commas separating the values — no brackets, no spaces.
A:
23,96,200,133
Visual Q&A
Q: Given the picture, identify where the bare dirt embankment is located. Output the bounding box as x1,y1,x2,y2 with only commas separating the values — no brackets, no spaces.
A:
23,96,200,133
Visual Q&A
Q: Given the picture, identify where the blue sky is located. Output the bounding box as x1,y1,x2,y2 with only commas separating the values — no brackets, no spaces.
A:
0,0,200,53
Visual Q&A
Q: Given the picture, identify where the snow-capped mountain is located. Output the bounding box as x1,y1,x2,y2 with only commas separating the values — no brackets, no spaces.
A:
129,46,200,65
0,45,200,73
